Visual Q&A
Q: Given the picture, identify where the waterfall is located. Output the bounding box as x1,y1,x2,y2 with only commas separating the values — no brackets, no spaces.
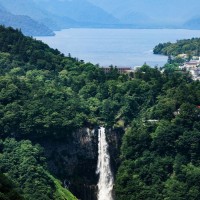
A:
96,127,114,200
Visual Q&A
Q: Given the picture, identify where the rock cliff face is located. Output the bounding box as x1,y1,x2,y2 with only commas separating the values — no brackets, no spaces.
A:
107,128,124,177
38,127,124,200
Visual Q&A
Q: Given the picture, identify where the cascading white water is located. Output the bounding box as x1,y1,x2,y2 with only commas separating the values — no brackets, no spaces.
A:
96,127,114,200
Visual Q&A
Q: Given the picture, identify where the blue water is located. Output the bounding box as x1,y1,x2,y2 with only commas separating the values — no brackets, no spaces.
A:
36,29,200,67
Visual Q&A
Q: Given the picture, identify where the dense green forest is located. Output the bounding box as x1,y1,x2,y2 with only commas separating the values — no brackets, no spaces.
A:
115,73,200,199
0,25,200,200
0,173,24,200
0,138,77,200
153,38,200,57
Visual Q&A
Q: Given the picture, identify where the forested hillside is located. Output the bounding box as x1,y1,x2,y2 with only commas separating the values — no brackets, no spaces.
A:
153,38,200,56
115,71,200,199
0,173,24,200
0,25,160,139
0,138,77,200
0,26,200,200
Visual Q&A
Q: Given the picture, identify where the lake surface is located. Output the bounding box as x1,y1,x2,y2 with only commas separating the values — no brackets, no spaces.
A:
36,29,200,67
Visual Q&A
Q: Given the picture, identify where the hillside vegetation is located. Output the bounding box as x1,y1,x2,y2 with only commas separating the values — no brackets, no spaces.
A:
0,26,200,200
153,38,200,56
0,173,24,200
0,138,77,200
115,74,200,199
0,25,81,200
115,38,200,200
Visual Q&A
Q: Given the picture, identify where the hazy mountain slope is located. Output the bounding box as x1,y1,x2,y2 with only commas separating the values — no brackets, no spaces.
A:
0,0,49,21
33,0,119,26
1,0,200,33
184,17,200,29
88,0,200,27
0,0,118,29
0,4,54,36
0,0,77,30
0,2,5,10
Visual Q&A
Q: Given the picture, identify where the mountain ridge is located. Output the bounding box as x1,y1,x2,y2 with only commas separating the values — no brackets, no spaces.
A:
88,0,200,28
33,0,119,25
1,0,200,36
0,2,54,36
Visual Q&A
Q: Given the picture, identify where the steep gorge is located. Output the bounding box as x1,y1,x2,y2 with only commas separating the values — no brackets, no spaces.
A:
36,127,123,200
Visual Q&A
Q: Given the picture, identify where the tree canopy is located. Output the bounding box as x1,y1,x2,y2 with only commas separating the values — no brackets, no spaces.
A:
1,25,200,200
153,38,200,57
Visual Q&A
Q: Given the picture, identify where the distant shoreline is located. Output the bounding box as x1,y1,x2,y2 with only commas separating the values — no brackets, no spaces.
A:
36,29,200,67
40,27,200,38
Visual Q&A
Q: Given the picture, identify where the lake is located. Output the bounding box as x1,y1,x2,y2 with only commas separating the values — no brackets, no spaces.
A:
36,29,200,67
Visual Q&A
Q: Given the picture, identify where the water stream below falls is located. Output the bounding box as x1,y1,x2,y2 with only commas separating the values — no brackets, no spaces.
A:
96,127,114,200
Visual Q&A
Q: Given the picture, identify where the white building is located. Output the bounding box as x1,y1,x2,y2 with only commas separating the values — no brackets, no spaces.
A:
179,58,200,80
